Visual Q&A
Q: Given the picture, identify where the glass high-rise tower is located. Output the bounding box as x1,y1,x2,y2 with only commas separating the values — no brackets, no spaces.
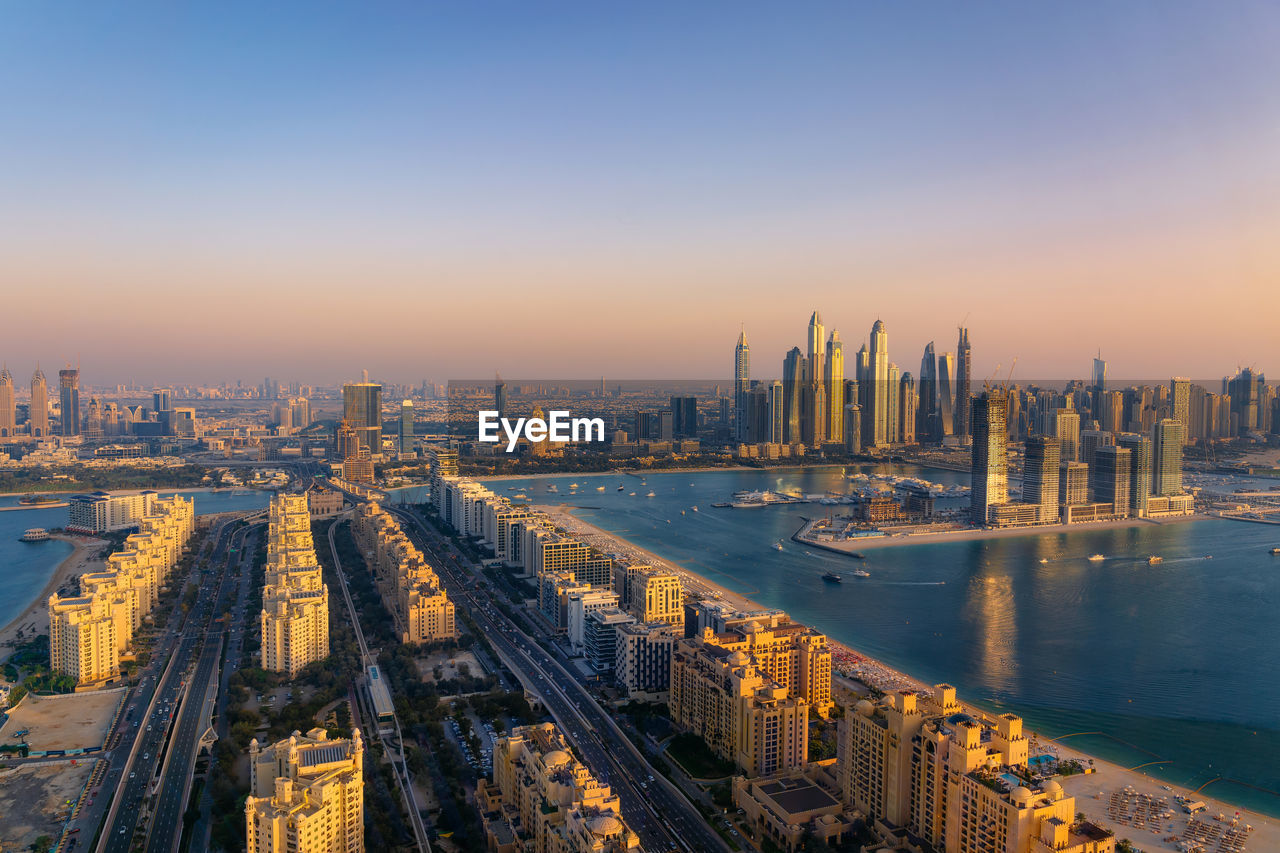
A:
970,391,1008,525
59,367,80,437
342,379,383,453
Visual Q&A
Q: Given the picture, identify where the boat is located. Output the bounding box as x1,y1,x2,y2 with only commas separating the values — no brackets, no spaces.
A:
547,485,558,492
646,491,656,498
569,483,580,489
852,569,871,578
822,572,842,583
666,519,672,524
1038,558,1048,564
629,492,637,496
20,528,50,542
1270,548,1280,555
1147,556,1163,565
513,493,528,499
690,505,698,512
680,510,686,516
596,486,606,491
711,502,731,508
617,485,625,491
1088,554,1105,562
773,541,784,552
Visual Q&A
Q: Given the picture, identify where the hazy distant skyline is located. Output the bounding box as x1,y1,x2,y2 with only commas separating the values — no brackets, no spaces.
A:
3,2,1277,383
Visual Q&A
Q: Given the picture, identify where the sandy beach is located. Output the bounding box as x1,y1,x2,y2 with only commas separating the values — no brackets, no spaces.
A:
0,533,108,653
536,503,1279,849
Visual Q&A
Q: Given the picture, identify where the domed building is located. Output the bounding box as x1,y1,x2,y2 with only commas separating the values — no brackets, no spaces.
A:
477,722,639,852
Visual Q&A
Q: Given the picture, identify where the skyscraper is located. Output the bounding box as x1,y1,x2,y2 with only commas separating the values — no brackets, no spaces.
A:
917,343,939,443
400,399,414,454
59,367,80,437
1092,354,1107,391
734,328,751,441
825,329,844,444
869,320,890,447
494,374,507,420
886,362,900,445
1116,432,1151,517
898,372,916,445
1152,418,1184,496
342,379,383,453
1171,377,1191,447
782,347,804,444
0,366,14,439
768,380,784,444
953,327,971,440
1054,401,1080,462
970,392,1009,525
670,395,698,438
1023,435,1061,523
30,367,49,438
1091,446,1131,515
936,352,955,437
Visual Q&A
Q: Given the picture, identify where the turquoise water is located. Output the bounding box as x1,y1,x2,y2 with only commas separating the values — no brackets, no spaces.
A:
481,466,1280,817
0,489,273,632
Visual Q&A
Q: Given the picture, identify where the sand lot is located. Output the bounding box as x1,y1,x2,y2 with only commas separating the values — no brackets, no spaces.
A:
0,688,126,753
0,761,95,851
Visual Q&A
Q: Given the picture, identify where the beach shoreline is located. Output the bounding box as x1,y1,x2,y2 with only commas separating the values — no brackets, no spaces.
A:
0,533,108,653
534,503,1279,847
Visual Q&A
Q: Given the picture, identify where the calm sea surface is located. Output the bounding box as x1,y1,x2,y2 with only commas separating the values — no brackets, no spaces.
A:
0,489,272,631
477,466,1280,817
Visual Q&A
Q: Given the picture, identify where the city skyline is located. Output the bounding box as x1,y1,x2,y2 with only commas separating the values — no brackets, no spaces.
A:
3,2,1279,380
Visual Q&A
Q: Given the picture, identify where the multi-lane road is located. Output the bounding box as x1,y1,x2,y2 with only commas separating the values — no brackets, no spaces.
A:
98,516,251,853
385,503,729,853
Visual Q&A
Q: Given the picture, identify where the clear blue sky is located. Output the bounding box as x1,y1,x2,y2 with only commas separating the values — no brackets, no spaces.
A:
2,2,1277,384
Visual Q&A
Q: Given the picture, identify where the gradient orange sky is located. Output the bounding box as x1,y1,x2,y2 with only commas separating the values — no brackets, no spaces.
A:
2,3,1277,385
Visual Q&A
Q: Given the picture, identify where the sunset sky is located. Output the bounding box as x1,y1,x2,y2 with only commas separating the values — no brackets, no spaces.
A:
2,2,1278,385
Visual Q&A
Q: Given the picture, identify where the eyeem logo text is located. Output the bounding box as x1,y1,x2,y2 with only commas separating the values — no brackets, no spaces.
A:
478,410,605,452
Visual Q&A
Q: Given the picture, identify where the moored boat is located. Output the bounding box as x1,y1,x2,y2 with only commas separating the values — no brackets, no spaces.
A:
822,572,842,583
20,527,50,542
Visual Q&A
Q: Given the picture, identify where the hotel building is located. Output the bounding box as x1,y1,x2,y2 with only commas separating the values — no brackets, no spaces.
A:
837,685,1114,853
477,722,640,853
246,728,365,853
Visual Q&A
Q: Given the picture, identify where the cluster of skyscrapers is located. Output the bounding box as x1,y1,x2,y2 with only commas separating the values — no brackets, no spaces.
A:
734,316,977,452
971,386,1194,527
0,365,195,440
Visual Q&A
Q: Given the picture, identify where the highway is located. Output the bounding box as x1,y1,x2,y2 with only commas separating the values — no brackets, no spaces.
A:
385,504,729,853
97,517,251,853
